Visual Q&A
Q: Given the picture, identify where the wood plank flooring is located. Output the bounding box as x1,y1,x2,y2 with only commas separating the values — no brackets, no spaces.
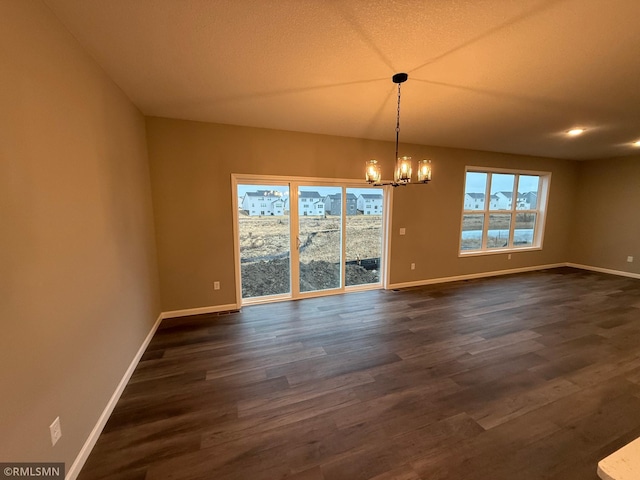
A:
78,267,640,480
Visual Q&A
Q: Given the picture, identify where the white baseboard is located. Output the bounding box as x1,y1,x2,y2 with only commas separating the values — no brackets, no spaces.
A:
566,263,640,280
387,262,640,290
387,263,566,290
66,263,637,479
66,303,239,479
161,303,240,320
66,313,163,480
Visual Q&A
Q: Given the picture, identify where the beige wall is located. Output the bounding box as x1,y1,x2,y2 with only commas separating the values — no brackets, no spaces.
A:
146,116,579,311
570,156,640,274
146,118,384,311
389,144,578,284
0,0,161,468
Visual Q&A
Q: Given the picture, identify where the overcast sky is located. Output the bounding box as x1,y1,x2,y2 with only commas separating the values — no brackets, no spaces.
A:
465,173,539,194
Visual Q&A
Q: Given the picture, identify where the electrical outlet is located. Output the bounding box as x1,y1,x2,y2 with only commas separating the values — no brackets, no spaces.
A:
411,263,415,270
508,254,512,260
399,228,406,236
628,256,634,263
213,281,220,290
50,417,62,446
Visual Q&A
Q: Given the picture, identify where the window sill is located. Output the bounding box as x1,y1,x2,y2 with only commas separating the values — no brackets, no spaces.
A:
458,246,542,258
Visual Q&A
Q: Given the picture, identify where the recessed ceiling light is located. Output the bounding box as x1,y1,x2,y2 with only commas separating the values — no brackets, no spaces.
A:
567,128,585,136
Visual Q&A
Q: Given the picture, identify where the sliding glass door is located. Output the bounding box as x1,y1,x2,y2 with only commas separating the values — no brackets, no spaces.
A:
298,186,342,293
345,187,384,286
237,183,291,300
235,177,386,304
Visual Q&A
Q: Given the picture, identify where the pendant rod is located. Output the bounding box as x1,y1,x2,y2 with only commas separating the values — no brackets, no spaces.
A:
395,82,401,162
391,72,407,166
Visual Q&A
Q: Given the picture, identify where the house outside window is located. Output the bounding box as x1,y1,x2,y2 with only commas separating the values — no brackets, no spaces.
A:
460,167,550,255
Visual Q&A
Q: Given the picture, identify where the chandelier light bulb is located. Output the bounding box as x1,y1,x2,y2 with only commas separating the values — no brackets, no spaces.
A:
365,159,381,183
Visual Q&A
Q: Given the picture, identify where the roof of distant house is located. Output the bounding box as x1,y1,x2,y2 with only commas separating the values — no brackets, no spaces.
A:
326,193,357,200
299,191,322,199
244,191,282,198
466,192,485,200
519,191,538,198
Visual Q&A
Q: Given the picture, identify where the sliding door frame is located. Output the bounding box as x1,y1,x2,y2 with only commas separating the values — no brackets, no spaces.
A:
231,173,392,306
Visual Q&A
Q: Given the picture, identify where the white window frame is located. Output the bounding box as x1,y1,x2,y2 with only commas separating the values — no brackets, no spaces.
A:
459,166,551,256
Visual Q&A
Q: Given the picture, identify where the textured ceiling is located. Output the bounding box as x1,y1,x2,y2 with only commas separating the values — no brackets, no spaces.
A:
44,0,640,160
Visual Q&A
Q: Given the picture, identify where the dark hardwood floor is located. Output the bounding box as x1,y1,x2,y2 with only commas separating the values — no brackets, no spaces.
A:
78,267,640,480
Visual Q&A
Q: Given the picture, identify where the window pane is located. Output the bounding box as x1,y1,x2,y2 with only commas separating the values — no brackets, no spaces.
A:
489,174,515,211
517,175,540,210
464,172,487,210
514,213,536,247
298,186,342,293
238,184,290,299
346,188,383,286
461,214,484,250
487,214,511,249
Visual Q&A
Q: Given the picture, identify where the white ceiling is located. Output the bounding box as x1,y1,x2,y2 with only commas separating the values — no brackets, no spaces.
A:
44,0,640,160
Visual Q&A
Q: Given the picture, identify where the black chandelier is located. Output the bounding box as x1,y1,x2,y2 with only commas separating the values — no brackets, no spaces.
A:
366,73,432,186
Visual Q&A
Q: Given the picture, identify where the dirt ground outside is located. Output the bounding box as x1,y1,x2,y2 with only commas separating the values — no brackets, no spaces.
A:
238,213,383,263
461,213,536,231
461,213,536,249
238,213,383,297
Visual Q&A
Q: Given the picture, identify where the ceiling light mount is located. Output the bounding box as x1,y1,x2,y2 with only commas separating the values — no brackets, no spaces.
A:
366,73,432,187
392,72,408,84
